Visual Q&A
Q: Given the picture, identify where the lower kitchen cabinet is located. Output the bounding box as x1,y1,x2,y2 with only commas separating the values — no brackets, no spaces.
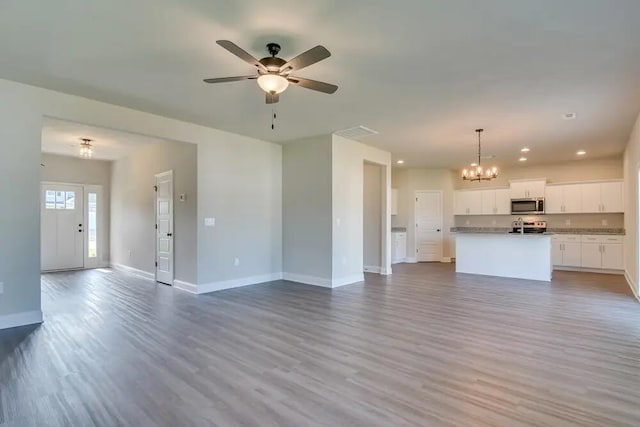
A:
551,235,581,268
553,234,623,271
392,232,407,264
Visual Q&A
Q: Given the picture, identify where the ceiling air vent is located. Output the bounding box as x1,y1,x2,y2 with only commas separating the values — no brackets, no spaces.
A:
334,125,379,140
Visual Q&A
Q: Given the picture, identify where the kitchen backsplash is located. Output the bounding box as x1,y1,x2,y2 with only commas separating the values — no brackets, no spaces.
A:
454,213,624,229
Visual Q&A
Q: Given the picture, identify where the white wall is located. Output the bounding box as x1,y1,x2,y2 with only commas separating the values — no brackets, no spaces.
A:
282,136,333,282
197,134,282,291
364,163,382,269
332,135,392,283
0,78,283,327
623,112,640,300
111,140,197,284
41,153,112,263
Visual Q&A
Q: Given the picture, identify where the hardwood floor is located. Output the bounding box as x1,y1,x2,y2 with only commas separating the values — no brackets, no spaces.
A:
1,264,639,426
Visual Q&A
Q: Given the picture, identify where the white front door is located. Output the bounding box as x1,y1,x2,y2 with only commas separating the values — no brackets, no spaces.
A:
41,184,84,271
415,191,443,262
155,171,174,285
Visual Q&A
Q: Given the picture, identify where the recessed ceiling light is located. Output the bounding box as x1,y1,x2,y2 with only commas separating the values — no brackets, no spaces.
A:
576,150,586,156
519,157,527,162
396,160,404,164
563,112,577,120
521,147,530,152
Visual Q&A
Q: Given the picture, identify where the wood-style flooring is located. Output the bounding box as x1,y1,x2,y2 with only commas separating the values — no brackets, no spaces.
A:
1,264,640,426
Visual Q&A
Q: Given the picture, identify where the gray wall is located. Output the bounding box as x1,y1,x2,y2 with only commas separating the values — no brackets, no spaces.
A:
0,87,41,319
364,163,382,268
41,153,112,261
282,136,333,280
111,140,197,284
197,136,282,285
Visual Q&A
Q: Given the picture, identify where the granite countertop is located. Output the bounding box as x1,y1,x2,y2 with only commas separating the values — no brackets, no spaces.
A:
391,227,407,232
450,227,625,235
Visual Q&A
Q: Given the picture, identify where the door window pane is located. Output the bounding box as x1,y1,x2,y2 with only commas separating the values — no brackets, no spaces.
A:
55,191,65,209
45,190,56,209
65,191,75,209
88,193,97,258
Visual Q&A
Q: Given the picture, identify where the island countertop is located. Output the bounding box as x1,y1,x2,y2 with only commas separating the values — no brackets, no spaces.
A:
451,227,624,235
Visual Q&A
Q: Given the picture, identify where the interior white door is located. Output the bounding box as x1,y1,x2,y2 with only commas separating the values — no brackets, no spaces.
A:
41,184,84,271
155,171,174,285
415,191,443,262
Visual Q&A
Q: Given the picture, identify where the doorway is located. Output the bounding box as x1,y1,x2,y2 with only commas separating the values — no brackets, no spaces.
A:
363,162,384,273
415,190,443,262
41,182,104,271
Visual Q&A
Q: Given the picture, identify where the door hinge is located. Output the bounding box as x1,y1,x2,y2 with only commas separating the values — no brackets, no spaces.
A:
154,185,158,192
155,224,158,230
155,261,158,267
416,249,419,253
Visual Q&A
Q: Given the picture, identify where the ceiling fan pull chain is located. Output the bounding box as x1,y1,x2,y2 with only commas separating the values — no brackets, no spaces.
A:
271,106,276,130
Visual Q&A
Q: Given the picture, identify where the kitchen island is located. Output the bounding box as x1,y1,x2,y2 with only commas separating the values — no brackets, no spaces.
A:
455,232,552,281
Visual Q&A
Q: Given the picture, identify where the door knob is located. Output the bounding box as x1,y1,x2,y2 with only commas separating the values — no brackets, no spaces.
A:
167,233,173,237
437,229,441,232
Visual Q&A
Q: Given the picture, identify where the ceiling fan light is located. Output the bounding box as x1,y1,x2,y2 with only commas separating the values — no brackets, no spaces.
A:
257,74,289,94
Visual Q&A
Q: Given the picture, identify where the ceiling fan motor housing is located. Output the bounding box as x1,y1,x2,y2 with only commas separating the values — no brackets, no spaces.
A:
259,56,286,73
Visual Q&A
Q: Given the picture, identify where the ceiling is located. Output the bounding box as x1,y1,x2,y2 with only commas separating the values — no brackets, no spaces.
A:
2,0,640,169
42,118,168,160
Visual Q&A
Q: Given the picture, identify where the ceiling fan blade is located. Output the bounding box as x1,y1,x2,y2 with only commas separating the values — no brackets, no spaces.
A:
216,40,268,73
287,76,338,94
266,92,279,104
279,45,331,73
203,75,257,84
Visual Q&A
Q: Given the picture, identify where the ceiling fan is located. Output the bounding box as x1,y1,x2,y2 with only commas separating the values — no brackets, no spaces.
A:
204,40,338,104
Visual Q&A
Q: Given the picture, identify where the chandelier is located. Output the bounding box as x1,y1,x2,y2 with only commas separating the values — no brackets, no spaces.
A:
79,138,93,159
461,129,498,181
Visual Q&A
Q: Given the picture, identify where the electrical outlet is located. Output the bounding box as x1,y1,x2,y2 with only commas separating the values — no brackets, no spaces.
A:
465,220,470,225
336,218,341,227
128,250,132,258
234,258,240,267
0,282,4,295
491,220,496,226
565,219,571,226
602,219,608,226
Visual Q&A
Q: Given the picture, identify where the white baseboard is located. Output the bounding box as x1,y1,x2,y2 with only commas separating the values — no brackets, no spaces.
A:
405,257,418,264
198,272,283,294
363,265,382,274
441,257,452,263
0,310,43,330
282,273,333,288
331,273,365,288
173,279,198,294
380,267,393,276
624,270,640,302
110,263,155,281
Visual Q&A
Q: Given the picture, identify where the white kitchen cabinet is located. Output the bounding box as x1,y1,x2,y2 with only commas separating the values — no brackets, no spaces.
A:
545,184,582,213
391,189,398,216
454,190,482,215
551,234,581,267
509,179,546,199
481,189,511,215
580,181,624,213
391,232,407,264
580,235,624,270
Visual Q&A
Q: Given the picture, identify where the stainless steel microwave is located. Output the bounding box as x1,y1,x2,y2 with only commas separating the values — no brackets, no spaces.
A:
511,198,545,215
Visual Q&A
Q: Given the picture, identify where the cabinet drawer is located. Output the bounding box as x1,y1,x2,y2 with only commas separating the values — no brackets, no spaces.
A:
581,235,623,243
551,234,581,242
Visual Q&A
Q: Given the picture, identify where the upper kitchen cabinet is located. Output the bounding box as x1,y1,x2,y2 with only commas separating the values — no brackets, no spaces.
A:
545,184,581,214
391,189,399,216
481,188,511,215
581,181,624,213
509,179,546,199
454,190,482,215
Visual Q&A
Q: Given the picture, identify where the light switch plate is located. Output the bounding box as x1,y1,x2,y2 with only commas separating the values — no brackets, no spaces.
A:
178,194,186,202
205,218,215,227
234,258,240,267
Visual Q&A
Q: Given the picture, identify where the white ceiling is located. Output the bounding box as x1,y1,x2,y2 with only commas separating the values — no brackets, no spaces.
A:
3,0,640,168
42,118,168,160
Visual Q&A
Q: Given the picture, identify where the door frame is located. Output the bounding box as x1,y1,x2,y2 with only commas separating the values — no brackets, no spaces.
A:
154,170,174,285
41,181,107,271
414,190,444,262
